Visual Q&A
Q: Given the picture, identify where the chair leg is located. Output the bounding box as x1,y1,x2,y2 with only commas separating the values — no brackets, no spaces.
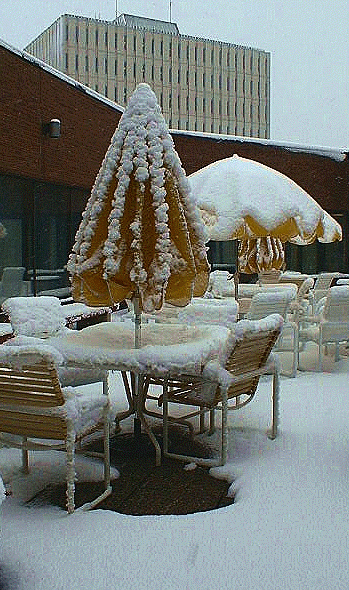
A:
66,426,75,514
221,388,228,465
199,410,206,433
103,410,111,488
269,368,280,440
21,437,29,474
209,408,216,435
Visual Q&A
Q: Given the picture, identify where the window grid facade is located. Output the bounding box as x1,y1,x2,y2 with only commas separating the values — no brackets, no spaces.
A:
25,14,270,138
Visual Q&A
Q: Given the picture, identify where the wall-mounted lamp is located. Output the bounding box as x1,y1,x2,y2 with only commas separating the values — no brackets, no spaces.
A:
43,118,61,138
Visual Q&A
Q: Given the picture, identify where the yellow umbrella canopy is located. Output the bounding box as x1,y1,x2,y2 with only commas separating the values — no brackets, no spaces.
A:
238,237,285,274
189,155,342,245
67,84,209,312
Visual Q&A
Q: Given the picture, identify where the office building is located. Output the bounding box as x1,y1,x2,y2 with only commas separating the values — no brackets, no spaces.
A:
25,13,271,137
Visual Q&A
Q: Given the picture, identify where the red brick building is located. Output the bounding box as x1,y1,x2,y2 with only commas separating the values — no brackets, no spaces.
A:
0,39,348,294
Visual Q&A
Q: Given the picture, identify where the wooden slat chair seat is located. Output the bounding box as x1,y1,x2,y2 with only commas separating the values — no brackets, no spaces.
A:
144,315,283,467
246,289,298,377
0,346,112,513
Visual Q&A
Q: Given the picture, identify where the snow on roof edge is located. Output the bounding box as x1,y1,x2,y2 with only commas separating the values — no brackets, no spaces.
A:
170,129,348,162
0,38,125,114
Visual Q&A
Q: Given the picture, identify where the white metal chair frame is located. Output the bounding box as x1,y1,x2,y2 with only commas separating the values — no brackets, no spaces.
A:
299,285,349,371
144,319,282,467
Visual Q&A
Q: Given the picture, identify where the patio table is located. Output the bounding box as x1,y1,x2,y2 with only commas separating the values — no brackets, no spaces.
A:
47,320,232,464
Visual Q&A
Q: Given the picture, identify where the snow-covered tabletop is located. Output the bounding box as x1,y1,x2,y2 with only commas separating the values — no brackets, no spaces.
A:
46,321,232,378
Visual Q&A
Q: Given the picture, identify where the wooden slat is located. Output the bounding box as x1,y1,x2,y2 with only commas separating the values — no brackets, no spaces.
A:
0,410,67,439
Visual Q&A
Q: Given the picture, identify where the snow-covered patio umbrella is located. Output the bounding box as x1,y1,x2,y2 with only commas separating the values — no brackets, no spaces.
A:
67,83,210,345
189,155,341,288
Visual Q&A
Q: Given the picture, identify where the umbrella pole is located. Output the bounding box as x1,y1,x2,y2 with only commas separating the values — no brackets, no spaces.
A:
132,292,142,439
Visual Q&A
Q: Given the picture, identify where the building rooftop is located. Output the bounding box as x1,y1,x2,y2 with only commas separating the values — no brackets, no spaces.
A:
114,13,179,35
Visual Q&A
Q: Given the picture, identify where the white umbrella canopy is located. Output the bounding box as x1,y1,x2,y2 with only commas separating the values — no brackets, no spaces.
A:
189,154,342,245
67,83,210,315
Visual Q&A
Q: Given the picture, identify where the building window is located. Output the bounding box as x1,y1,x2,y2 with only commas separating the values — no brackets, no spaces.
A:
65,53,68,70
65,24,69,42
142,36,146,54
114,58,117,75
114,86,118,101
104,58,108,75
123,33,127,50
85,55,89,71
178,94,180,110
95,84,99,92
133,35,136,52
151,39,154,54
75,26,79,43
151,65,154,80
86,28,89,46
186,45,189,61
160,40,163,56
169,67,172,83
114,32,117,48
194,46,198,61
142,63,145,79
203,47,206,62
203,72,205,87
169,40,172,57
178,44,181,58
178,69,181,83
95,57,98,73
133,62,136,78
105,85,108,97
95,30,99,46
123,60,127,76
123,88,127,102
160,66,163,81
105,31,108,47
75,54,79,72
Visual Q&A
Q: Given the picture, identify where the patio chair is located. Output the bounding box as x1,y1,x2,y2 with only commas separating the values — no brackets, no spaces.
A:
205,270,235,299
308,272,339,313
299,285,349,371
144,315,283,467
246,289,299,377
0,345,112,513
288,277,314,325
258,269,282,284
2,296,108,387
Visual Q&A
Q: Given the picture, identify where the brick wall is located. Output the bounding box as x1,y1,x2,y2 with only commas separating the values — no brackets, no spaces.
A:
0,44,121,189
0,43,348,215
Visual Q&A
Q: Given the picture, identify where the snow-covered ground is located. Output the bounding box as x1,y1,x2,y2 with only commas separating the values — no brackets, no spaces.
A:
1,342,349,590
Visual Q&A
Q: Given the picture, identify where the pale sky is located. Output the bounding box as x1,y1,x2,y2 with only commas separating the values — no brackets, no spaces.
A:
0,0,348,150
